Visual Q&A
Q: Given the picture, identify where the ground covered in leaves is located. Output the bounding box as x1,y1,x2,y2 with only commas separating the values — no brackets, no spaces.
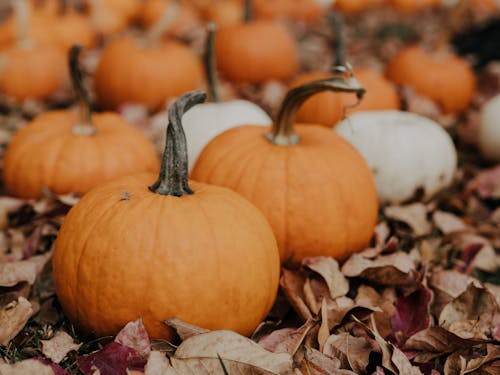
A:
0,4,499,375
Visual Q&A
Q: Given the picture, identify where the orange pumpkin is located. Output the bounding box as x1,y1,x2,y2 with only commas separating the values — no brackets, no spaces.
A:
334,0,386,13
253,0,327,23
386,45,476,114
86,0,141,36
94,37,204,110
3,46,158,199
51,9,96,52
203,0,244,26
52,91,280,339
390,0,441,12
192,77,378,263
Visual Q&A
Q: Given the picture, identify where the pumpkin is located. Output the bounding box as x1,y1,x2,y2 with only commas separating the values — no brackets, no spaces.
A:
52,91,280,339
215,0,298,83
253,0,330,23
203,0,244,26
334,0,385,13
0,0,66,101
479,94,500,162
191,77,378,263
336,111,457,205
386,45,476,114
51,8,96,52
86,0,141,36
390,0,441,12
3,46,159,199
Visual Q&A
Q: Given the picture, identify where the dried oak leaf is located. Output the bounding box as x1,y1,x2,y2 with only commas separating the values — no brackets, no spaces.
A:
170,330,293,374
0,359,55,375
439,283,499,340
163,318,209,341
444,344,500,375
0,252,51,287
115,318,151,357
41,330,81,363
433,211,469,234
384,203,432,237
145,351,178,375
342,252,416,286
298,346,356,375
391,284,433,339
303,257,349,300
323,333,373,374
77,342,145,375
280,269,313,320
0,296,34,345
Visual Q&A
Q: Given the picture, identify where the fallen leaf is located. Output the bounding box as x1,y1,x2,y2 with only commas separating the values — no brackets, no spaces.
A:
280,270,313,320
163,318,209,341
0,253,51,287
299,346,355,375
145,351,178,375
77,342,145,375
115,319,151,357
35,358,71,375
323,333,372,373
433,211,468,234
465,165,500,199
303,257,350,300
41,330,81,363
342,252,416,286
384,203,432,236
0,297,34,345
0,359,55,375
258,320,317,356
356,286,396,339
170,330,293,374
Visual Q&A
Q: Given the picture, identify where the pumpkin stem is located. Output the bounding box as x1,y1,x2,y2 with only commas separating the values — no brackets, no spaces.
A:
328,12,346,70
204,22,220,103
266,74,365,146
147,0,179,42
244,0,253,22
149,91,207,196
69,45,95,136
12,0,32,49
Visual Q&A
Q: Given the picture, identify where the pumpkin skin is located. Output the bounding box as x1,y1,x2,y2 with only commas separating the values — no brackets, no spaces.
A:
94,37,204,110
215,20,298,83
192,77,378,263
3,110,159,198
52,11,96,52
390,0,441,12
253,0,328,23
334,0,385,13
336,111,457,204
479,94,500,162
386,46,476,114
52,92,280,339
139,0,201,37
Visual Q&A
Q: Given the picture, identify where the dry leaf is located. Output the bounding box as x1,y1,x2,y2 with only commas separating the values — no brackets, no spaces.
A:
0,359,55,375
384,203,432,236
356,286,396,339
303,257,350,300
163,318,209,341
0,253,51,287
323,333,372,373
280,270,313,320
465,165,500,199
299,346,355,375
170,330,293,374
258,320,317,356
115,318,151,357
41,330,81,363
433,211,468,234
145,351,178,375
0,297,34,345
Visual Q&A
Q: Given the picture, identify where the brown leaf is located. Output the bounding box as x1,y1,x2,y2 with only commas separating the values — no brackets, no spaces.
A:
323,333,372,373
145,351,178,375
384,203,432,236
163,318,209,341
115,318,151,357
299,346,356,375
433,211,468,234
0,297,34,345
303,257,350,300
0,253,51,287
465,165,500,199
41,330,81,363
356,286,396,339
280,270,313,320
439,284,499,340
258,320,317,356
342,252,416,286
0,359,55,375
170,330,293,374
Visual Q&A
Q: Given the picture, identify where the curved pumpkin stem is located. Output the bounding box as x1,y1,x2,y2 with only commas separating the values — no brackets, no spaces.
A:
150,91,207,197
244,0,253,22
328,12,346,69
204,22,220,103
266,73,365,146
69,45,95,136
12,0,32,49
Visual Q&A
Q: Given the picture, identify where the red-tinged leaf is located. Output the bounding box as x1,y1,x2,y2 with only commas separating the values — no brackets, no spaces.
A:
465,165,500,199
115,319,151,357
35,358,71,375
77,342,145,375
391,284,433,339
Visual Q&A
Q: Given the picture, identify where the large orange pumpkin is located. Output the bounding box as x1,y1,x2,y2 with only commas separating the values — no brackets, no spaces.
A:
386,45,476,114
52,91,280,339
191,77,379,263
390,0,441,12
253,0,327,23
3,46,158,198
334,0,386,13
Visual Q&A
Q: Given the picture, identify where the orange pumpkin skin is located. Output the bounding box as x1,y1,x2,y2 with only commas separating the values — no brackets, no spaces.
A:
215,21,298,83
94,37,204,110
191,125,378,263
390,0,441,12
334,0,386,13
52,175,280,339
386,46,476,114
0,45,66,101
204,0,243,27
139,0,201,37
52,11,96,51
253,0,325,23
0,13,55,50
3,110,159,199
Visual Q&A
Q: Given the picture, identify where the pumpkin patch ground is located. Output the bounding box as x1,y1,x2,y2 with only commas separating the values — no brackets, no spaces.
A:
0,1,499,374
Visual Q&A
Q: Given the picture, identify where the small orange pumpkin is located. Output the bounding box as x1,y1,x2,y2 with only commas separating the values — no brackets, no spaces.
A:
51,8,96,52
52,91,280,339
192,77,378,263
3,46,159,199
203,0,244,27
253,0,327,23
389,0,441,12
386,45,476,114
86,0,141,36
334,0,386,13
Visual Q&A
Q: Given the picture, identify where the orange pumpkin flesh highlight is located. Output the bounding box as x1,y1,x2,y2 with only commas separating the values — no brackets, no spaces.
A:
52,92,280,339
386,45,476,114
139,0,201,37
192,77,378,263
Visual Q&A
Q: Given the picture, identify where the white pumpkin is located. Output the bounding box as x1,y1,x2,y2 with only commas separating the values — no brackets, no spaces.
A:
336,111,458,205
182,100,272,171
479,94,500,162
